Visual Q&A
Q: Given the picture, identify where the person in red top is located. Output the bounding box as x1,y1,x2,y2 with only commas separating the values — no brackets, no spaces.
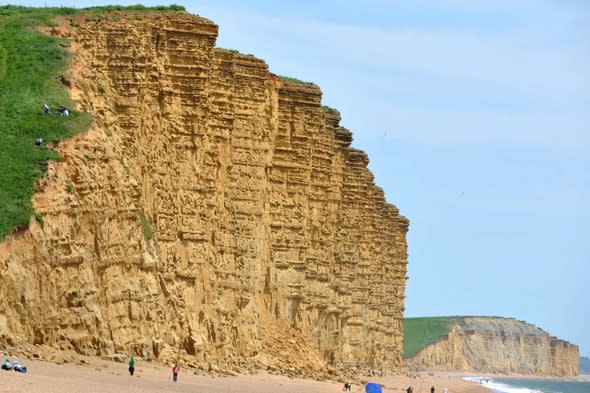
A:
172,364,180,382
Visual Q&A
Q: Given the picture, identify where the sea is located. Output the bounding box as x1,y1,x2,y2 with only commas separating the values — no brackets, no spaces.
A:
462,376,590,393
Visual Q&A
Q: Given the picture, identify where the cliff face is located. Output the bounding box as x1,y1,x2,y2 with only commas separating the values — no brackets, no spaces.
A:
405,317,579,376
0,12,409,375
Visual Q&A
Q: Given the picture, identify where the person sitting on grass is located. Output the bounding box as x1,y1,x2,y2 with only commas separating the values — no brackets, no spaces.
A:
58,105,69,116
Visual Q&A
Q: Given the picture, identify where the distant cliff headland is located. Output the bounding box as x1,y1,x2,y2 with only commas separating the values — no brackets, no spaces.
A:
404,316,579,377
0,6,409,377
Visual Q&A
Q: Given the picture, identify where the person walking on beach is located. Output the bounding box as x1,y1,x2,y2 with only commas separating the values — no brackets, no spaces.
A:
128,356,135,376
172,364,180,382
431,386,435,393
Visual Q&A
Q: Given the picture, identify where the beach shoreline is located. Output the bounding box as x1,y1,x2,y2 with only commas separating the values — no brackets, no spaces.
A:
3,348,585,392
0,353,492,393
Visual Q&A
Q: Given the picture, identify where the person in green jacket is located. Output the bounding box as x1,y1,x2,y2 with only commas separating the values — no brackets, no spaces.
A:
128,357,135,376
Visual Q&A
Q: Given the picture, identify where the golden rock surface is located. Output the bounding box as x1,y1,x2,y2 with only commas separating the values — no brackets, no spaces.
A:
0,12,408,376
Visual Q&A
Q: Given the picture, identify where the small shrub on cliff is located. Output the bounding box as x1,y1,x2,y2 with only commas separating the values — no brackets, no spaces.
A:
154,4,185,11
34,212,44,225
167,4,185,11
138,211,154,241
220,48,255,57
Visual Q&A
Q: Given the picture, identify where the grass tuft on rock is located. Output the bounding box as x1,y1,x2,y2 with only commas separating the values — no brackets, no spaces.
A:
278,75,318,87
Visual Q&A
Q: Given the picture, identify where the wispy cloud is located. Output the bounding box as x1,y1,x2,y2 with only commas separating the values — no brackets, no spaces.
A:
196,2,589,151
206,4,589,95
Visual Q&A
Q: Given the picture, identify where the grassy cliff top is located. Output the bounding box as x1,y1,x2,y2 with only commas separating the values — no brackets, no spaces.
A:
403,316,466,358
0,5,185,240
278,75,318,87
0,5,326,241
1,6,82,239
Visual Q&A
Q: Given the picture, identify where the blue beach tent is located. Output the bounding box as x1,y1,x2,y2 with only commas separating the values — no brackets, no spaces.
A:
365,382,383,393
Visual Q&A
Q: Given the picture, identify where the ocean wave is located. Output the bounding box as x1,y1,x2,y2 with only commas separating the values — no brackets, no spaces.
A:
462,377,544,393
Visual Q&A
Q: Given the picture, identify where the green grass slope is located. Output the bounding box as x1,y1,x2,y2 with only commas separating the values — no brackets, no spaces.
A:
0,5,186,241
403,316,465,358
0,5,90,239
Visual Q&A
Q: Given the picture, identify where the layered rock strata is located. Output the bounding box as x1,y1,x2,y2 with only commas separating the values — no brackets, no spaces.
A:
405,317,579,376
0,11,409,374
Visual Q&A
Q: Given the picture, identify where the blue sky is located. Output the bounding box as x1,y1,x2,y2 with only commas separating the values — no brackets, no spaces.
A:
8,1,589,356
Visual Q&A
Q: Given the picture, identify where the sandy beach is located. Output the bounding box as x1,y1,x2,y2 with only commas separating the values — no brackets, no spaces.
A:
0,354,490,393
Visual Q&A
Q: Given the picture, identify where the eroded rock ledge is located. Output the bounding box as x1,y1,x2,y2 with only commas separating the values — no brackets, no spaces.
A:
0,11,408,376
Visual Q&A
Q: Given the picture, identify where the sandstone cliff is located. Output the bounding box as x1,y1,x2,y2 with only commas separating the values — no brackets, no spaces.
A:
405,317,579,376
0,10,409,375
